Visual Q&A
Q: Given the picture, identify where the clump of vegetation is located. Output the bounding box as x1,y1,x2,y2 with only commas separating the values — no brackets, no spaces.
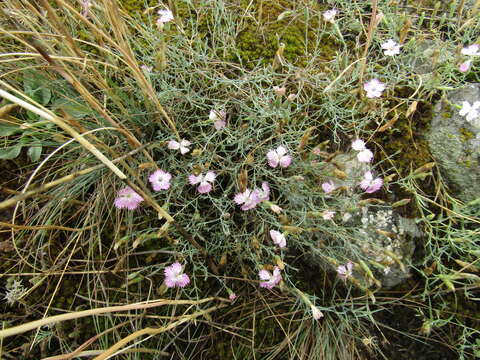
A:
0,0,479,359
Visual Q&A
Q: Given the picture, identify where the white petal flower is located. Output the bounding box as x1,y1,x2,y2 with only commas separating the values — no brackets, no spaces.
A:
381,39,401,56
157,9,174,24
461,44,480,56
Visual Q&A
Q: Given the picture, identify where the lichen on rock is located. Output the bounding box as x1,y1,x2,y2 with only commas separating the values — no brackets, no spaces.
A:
426,83,480,202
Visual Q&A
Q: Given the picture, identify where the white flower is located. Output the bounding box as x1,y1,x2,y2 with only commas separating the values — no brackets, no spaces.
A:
168,139,191,154
459,101,480,124
381,39,401,56
157,9,174,24
364,79,386,98
323,9,337,23
461,44,480,56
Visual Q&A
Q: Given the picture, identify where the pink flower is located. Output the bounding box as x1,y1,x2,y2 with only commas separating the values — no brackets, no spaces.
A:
360,171,383,193
337,261,353,280
259,267,282,289
352,139,373,163
188,171,216,194
269,230,286,248
168,139,191,154
357,148,373,162
157,9,174,25
461,44,480,56
322,180,336,194
149,169,172,191
81,0,92,17
229,293,237,301
364,79,385,98
459,60,472,73
234,189,258,211
381,39,401,56
164,262,190,288
323,9,337,23
267,146,292,168
114,186,144,210
322,210,336,220
209,109,227,130
253,182,270,202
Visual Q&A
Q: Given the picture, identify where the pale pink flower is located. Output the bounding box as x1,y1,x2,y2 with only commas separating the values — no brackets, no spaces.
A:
259,266,282,289
253,182,270,202
461,44,480,56
234,189,258,211
322,210,336,220
188,171,216,194
229,293,237,301
270,204,283,214
364,79,385,98
381,39,401,56
337,261,353,281
360,171,383,193
322,181,336,194
311,305,324,320
357,148,373,163
164,262,190,288
352,139,373,163
81,0,92,17
459,60,472,73
273,86,286,97
157,9,174,25
269,230,286,248
114,186,144,210
323,9,337,23
267,146,292,168
209,109,227,130
168,139,191,154
149,169,172,191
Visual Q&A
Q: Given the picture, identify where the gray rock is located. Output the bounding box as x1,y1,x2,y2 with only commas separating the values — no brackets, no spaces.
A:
346,207,419,288
426,83,480,202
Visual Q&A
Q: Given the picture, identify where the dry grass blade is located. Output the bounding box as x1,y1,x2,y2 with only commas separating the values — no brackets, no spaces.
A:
0,297,227,339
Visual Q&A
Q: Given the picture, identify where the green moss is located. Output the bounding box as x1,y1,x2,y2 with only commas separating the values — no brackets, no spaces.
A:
233,0,334,68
